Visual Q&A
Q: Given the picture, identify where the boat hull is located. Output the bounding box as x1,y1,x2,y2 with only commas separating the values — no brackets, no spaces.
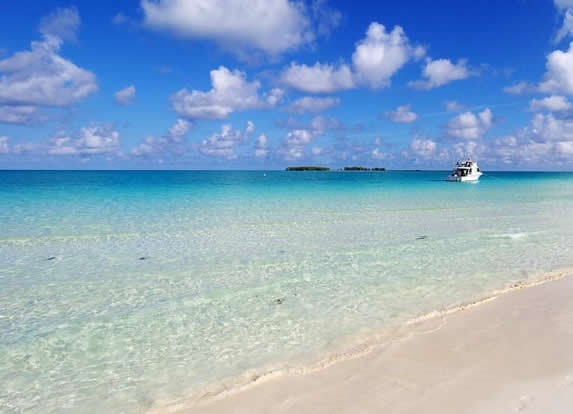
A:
446,172,482,182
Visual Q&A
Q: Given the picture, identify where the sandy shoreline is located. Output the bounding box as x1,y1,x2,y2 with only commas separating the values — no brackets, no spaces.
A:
154,272,573,413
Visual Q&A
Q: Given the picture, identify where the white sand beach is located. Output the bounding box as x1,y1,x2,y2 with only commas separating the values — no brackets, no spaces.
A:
161,273,573,414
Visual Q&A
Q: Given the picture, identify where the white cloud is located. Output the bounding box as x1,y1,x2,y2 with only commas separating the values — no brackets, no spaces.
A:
504,81,536,95
531,112,573,141
0,136,9,154
287,96,340,113
168,118,191,139
0,105,39,124
385,104,417,123
115,85,136,105
141,0,316,56
490,111,573,165
452,140,485,160
444,101,465,112
199,121,254,159
39,7,80,42
131,118,191,157
171,66,282,120
277,115,335,160
409,136,437,158
352,22,424,88
409,58,471,90
312,0,342,37
530,95,572,112
255,134,269,158
371,147,387,160
556,9,573,42
48,125,120,156
555,0,573,9
311,146,324,155
446,108,493,140
280,62,354,93
281,129,315,160
0,7,97,121
280,21,422,93
539,42,573,94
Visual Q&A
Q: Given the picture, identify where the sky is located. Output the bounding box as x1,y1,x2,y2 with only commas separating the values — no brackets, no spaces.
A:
1,0,573,170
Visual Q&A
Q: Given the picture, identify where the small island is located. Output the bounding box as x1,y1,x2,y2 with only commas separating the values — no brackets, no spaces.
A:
286,166,330,171
343,166,386,171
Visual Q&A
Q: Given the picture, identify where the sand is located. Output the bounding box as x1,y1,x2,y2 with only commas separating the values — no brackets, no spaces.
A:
157,274,573,414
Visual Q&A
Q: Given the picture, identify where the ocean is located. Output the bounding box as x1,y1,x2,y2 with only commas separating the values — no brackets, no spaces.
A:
1,170,573,413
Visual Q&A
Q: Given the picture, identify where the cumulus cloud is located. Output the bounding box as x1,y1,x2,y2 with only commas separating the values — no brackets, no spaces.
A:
385,105,417,123
280,21,423,93
539,42,573,94
409,136,437,158
409,58,472,90
444,101,465,112
48,125,120,156
280,62,354,93
352,22,425,88
530,95,572,112
492,131,573,165
371,147,387,160
530,112,573,141
141,0,341,57
371,138,388,160
277,115,336,160
199,121,254,159
0,136,9,154
115,85,136,105
556,9,573,42
287,96,340,113
131,118,191,157
0,7,97,124
255,134,269,158
0,35,97,106
0,105,39,124
39,7,80,42
504,81,536,95
554,1,573,43
446,108,493,140
489,108,573,166
171,66,283,120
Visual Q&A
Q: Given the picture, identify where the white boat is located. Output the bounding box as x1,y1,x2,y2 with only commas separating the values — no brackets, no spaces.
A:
446,159,483,182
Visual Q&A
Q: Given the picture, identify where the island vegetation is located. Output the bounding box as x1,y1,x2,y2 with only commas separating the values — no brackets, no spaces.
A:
343,166,386,171
286,166,330,171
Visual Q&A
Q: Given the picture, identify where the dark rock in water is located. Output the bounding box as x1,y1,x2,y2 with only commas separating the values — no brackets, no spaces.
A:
274,298,285,305
45,256,56,261
416,235,428,240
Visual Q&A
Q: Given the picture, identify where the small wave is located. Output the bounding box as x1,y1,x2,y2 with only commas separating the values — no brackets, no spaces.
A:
490,232,528,240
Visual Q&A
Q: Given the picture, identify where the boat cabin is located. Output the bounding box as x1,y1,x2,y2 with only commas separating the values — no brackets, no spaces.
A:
452,161,480,177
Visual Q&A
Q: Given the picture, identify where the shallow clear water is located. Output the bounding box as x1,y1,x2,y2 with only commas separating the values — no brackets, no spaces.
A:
1,170,573,413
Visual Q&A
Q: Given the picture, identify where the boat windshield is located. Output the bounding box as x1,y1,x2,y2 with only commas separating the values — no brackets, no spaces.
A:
453,168,470,177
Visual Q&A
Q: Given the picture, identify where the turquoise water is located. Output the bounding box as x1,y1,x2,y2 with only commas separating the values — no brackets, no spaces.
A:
1,170,573,413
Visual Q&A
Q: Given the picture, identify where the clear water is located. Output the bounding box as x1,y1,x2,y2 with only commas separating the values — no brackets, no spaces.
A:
1,170,573,413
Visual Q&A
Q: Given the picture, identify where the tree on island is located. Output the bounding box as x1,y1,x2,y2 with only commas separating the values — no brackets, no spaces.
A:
285,166,330,171
343,166,386,171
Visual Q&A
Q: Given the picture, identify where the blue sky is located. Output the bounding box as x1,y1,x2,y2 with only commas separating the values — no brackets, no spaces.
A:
1,0,573,170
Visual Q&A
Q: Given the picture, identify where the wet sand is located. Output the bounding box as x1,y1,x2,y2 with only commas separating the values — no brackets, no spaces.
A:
156,272,573,414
